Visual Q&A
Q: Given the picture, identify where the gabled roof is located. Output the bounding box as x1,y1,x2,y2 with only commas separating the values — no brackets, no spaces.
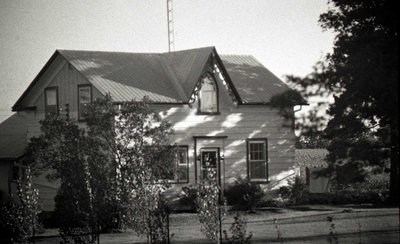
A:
13,47,301,110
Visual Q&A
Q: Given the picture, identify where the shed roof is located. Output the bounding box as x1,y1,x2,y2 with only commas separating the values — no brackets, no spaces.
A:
0,114,31,159
13,47,301,110
295,149,329,168
0,134,27,160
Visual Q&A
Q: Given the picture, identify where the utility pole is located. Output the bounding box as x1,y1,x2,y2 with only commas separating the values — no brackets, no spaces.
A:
167,0,175,52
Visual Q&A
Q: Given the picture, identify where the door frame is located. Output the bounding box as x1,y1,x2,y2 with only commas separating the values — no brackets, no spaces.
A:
199,147,221,186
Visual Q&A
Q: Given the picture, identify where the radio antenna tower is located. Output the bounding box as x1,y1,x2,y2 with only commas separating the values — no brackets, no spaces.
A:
167,0,175,52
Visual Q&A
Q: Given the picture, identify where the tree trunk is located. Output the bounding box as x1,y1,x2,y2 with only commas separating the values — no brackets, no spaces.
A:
389,122,399,205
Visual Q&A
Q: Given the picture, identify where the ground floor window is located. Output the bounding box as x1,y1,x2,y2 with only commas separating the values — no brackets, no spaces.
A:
175,146,189,183
247,139,268,182
10,164,26,181
164,146,189,183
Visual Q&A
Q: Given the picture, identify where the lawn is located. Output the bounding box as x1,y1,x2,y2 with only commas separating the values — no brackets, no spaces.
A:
35,205,399,243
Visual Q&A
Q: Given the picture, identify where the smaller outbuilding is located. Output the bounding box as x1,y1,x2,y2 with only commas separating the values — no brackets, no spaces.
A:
295,149,331,193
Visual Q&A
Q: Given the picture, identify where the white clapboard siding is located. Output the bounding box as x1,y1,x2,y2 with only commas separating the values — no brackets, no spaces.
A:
12,53,297,204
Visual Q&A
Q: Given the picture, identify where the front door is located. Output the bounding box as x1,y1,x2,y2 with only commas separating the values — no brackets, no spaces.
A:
200,148,220,186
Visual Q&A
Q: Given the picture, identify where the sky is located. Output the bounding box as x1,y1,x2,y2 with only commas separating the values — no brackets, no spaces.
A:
0,0,334,123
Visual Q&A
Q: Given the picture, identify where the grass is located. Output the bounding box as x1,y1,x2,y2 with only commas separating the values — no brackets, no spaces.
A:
34,205,399,243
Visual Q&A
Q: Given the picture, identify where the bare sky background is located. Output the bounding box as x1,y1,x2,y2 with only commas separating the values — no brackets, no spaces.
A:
0,0,334,122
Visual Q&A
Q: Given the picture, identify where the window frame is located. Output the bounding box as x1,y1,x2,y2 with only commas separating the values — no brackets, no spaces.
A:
78,84,92,121
197,73,220,115
199,147,221,186
166,146,189,184
175,146,190,183
9,164,26,182
44,87,59,117
246,138,268,183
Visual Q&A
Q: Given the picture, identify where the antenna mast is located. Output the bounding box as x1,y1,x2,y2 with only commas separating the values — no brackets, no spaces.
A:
167,0,175,52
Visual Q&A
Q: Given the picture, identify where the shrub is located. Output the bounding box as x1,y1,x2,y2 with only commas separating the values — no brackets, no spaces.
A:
305,191,387,205
196,166,224,242
0,169,42,243
287,176,308,205
0,200,30,243
324,173,390,204
276,176,308,205
224,176,265,210
262,196,290,208
223,212,252,243
333,173,389,194
179,185,198,211
148,196,169,243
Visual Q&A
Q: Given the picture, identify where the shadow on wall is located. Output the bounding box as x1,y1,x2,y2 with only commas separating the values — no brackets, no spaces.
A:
157,102,295,191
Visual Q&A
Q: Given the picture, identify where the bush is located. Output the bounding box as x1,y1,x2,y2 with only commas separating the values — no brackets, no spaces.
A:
223,212,252,243
148,196,169,243
0,169,42,243
287,176,308,205
262,196,290,208
0,200,30,243
333,173,389,194
276,176,308,205
196,166,223,242
306,191,387,205
322,173,390,205
224,176,265,210
179,185,198,211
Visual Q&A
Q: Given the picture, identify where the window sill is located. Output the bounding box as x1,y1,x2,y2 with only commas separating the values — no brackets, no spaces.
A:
249,180,269,184
196,111,220,115
169,180,189,184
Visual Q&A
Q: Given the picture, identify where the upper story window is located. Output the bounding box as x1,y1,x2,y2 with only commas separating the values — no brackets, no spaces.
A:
247,139,268,182
198,74,218,114
45,87,58,117
78,85,92,120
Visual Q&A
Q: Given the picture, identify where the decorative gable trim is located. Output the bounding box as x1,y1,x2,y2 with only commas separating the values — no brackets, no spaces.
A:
212,51,242,105
187,49,242,108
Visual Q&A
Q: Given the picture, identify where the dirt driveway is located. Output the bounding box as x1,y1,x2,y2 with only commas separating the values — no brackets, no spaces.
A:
35,205,399,243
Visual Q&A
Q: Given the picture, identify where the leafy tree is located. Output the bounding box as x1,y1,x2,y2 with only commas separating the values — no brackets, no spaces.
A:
0,168,41,243
287,0,398,203
295,132,330,149
84,95,176,242
28,117,101,243
28,95,177,242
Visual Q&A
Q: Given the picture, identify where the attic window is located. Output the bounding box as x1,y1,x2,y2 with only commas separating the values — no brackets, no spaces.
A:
198,74,218,114
45,87,58,117
78,85,92,120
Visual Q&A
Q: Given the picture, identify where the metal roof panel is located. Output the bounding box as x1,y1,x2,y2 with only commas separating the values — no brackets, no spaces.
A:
220,55,292,104
59,50,185,103
13,47,303,109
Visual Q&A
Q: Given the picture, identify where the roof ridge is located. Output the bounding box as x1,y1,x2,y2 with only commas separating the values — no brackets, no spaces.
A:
57,46,217,56
58,49,162,55
220,54,253,57
162,46,215,55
